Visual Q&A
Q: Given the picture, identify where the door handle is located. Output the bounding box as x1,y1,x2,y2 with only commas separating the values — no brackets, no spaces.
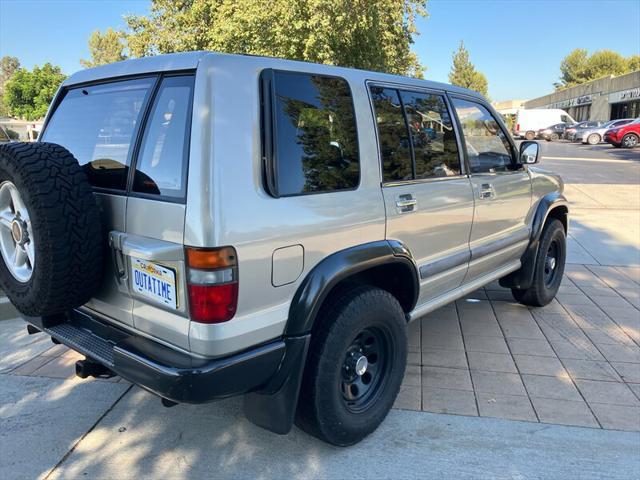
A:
479,183,495,200
396,194,417,213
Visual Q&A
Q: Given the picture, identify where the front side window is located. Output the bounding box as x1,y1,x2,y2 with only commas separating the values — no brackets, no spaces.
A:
400,91,460,178
267,71,360,196
451,98,513,174
133,75,194,199
42,77,155,190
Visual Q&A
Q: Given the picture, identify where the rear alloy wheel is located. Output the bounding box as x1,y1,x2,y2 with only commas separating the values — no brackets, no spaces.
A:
525,131,536,141
587,133,600,145
550,133,560,141
512,219,566,307
296,286,407,446
622,133,639,148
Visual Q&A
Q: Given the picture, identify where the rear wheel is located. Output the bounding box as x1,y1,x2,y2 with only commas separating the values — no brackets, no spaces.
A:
296,286,407,446
587,133,600,145
550,133,560,141
512,219,566,307
525,131,536,141
622,133,639,148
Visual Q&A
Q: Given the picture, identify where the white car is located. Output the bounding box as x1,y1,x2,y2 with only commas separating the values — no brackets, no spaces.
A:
513,108,576,140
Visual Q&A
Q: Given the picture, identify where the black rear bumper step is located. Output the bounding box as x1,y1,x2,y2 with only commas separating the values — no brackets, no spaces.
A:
24,309,288,404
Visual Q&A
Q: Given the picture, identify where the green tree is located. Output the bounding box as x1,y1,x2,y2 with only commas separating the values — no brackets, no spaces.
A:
3,63,66,120
558,48,588,88
557,49,638,88
0,56,20,117
123,0,427,77
80,28,127,68
448,41,488,96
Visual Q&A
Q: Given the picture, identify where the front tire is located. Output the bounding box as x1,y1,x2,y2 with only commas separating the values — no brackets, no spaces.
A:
587,133,600,145
296,286,407,446
512,219,566,307
525,131,536,141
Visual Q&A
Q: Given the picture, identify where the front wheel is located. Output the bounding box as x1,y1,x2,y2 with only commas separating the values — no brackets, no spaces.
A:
587,133,601,145
296,286,407,446
550,133,560,141
622,133,639,148
512,219,566,307
525,131,536,141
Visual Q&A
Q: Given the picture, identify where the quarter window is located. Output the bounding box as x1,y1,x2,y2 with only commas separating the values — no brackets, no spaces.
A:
265,71,360,196
133,75,194,198
451,98,513,174
42,77,155,191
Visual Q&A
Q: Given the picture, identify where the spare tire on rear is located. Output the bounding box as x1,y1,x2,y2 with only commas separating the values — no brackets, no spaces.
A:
0,142,103,316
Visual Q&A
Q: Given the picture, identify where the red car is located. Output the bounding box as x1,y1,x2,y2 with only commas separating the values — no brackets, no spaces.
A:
604,120,640,148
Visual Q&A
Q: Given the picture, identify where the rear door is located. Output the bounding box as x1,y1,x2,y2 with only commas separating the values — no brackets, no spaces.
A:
370,85,474,304
122,74,195,350
41,77,157,328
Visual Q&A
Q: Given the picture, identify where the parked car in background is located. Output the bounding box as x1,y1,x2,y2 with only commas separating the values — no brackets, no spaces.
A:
604,119,640,148
537,122,573,141
513,108,575,140
575,118,635,145
565,121,602,141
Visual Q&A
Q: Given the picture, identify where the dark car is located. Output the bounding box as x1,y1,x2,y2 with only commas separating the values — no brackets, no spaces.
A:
537,122,572,141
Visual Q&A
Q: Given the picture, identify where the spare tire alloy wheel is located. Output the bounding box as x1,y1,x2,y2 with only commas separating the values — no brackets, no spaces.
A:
0,181,35,282
0,142,103,317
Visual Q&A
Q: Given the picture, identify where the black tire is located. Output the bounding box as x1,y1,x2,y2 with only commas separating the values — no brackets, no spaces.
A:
622,133,639,148
296,286,407,446
0,142,103,316
525,131,536,141
511,219,566,307
587,133,600,145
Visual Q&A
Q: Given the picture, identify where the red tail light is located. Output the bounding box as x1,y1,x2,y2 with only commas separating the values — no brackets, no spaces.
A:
188,283,238,323
186,246,238,324
516,123,520,132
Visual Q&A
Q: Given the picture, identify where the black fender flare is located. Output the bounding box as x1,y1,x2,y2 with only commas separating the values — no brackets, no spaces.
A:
244,240,418,435
500,192,569,290
284,239,419,336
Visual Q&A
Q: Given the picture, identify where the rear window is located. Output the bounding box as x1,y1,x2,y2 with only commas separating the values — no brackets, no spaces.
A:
42,77,155,191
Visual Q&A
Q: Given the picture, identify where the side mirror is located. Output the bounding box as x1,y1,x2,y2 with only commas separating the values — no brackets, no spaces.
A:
519,141,539,165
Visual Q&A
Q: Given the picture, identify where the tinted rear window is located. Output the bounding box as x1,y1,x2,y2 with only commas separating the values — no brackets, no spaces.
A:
42,77,155,190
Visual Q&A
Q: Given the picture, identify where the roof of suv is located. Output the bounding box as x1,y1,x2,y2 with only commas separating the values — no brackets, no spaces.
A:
62,51,483,100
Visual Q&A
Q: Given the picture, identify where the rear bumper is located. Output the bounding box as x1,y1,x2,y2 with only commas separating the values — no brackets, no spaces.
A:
24,309,294,404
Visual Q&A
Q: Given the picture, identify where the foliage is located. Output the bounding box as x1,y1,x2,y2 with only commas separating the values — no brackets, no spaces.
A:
557,49,639,89
80,28,128,68
0,56,20,117
122,0,427,77
3,64,66,120
448,41,488,97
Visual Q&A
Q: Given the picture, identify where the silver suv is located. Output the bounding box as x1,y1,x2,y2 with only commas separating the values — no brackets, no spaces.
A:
0,52,568,446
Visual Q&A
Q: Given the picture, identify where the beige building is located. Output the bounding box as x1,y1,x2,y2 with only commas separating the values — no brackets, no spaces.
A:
525,71,640,122
492,99,527,115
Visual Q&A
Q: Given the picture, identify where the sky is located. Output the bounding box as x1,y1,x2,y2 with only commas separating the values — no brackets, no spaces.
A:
1,0,639,101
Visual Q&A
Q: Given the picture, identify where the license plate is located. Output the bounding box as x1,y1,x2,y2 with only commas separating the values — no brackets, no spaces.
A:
131,258,177,309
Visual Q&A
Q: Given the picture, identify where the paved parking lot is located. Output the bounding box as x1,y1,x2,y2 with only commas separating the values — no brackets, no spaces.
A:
1,141,639,479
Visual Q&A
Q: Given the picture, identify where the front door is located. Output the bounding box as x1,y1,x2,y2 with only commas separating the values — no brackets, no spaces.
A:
370,86,474,305
449,96,532,282
40,76,158,328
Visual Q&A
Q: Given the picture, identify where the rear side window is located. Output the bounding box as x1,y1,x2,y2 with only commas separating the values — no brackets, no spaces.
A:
42,77,155,191
133,75,194,199
370,86,461,182
370,87,413,182
263,70,360,196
